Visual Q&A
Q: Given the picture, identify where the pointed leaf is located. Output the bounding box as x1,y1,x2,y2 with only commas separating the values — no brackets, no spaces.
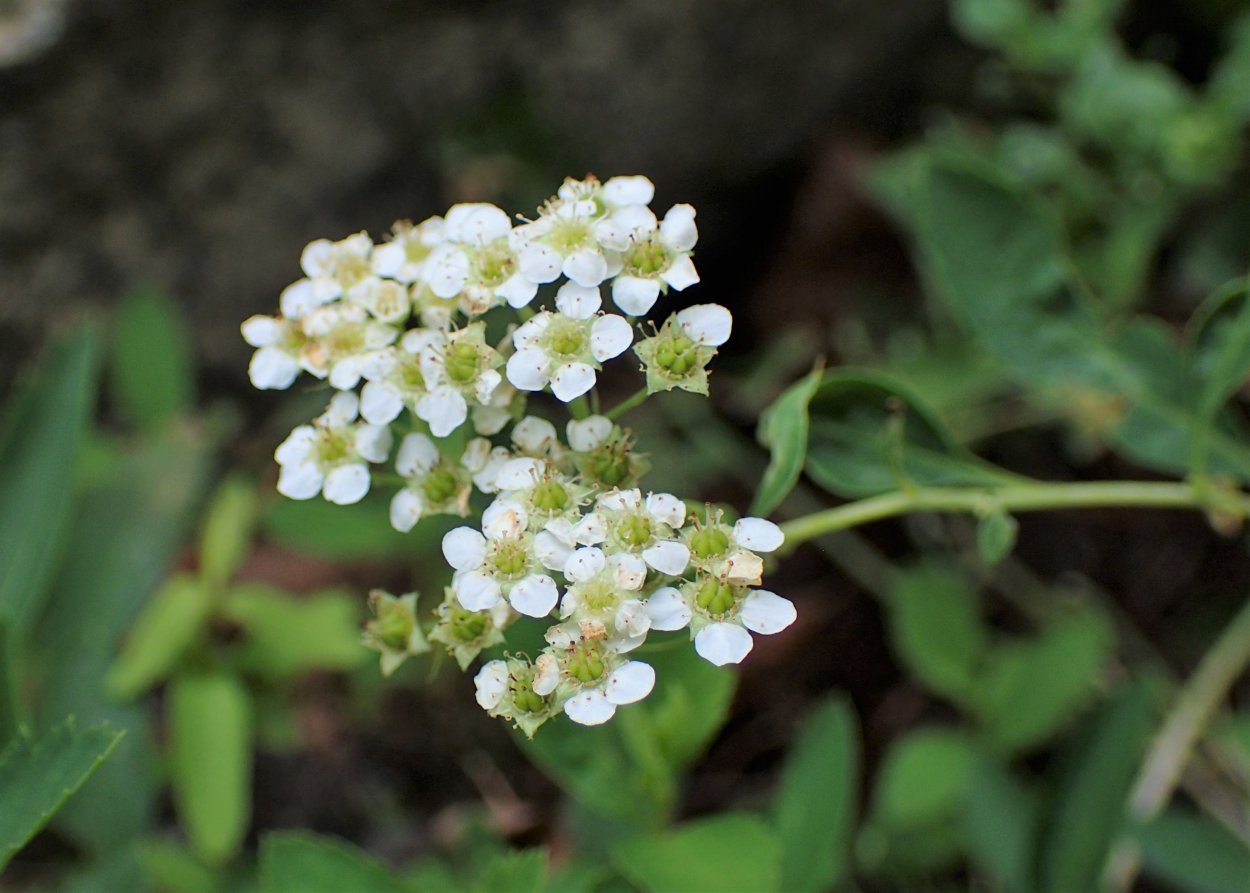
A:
614,813,780,893
1134,807,1250,893
259,831,406,893
771,698,859,893
223,584,366,680
474,849,547,893
0,719,123,870
888,564,986,703
106,575,212,700
109,290,194,430
966,759,1040,893
199,475,258,590
752,364,822,516
871,728,976,830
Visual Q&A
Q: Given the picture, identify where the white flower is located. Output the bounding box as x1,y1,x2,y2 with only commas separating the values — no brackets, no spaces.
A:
298,302,400,389
504,285,634,401
474,657,557,738
409,322,503,437
370,216,448,284
387,433,474,532
633,303,732,396
350,277,411,325
515,184,613,288
538,624,656,725
608,204,700,316
441,501,560,617
299,232,377,306
647,579,796,666
274,392,393,505
423,203,535,314
242,314,302,390
686,513,784,586
586,488,690,576
558,547,652,649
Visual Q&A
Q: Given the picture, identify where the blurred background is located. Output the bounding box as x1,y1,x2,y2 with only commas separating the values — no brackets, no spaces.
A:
4,0,1250,891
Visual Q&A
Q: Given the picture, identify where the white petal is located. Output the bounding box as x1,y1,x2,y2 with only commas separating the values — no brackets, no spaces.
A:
427,247,470,298
661,255,700,291
354,424,393,464
512,416,558,454
555,282,603,320
676,303,732,347
323,464,370,505
659,203,698,252
274,425,316,465
740,590,797,635
249,347,299,390
534,530,573,572
482,500,529,539
563,249,609,287
359,381,405,425
449,203,511,245
494,457,544,492
328,357,363,391
614,601,652,639
396,433,441,477
721,550,764,587
389,489,424,532
564,547,606,583
610,553,648,590
241,315,283,347
605,661,655,705
642,540,690,576
370,241,404,277
573,512,608,545
645,587,692,631
509,574,559,618
645,492,686,528
551,363,597,402
567,415,612,451
506,348,551,392
300,239,336,277
498,273,538,308
276,462,323,500
602,175,655,206
474,369,503,404
442,527,487,570
597,489,640,512
454,571,502,611
610,276,661,316
694,622,753,666
279,278,322,318
519,243,561,284
474,661,509,709
534,654,561,695
416,386,468,438
733,517,784,552
511,314,551,349
590,315,634,362
564,690,616,725
323,391,360,426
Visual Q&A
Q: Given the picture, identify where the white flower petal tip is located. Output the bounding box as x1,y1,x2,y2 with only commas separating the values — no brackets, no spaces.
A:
565,547,607,582
740,591,797,635
506,349,550,392
555,282,603,319
474,661,509,709
389,489,423,533
611,277,661,317
694,622,754,666
323,464,370,505
567,415,612,452
590,315,634,362
509,575,559,618
676,304,732,347
645,587,692,631
454,571,503,611
564,690,616,725
606,661,655,705
642,540,691,576
551,363,597,402
442,527,487,570
733,517,785,552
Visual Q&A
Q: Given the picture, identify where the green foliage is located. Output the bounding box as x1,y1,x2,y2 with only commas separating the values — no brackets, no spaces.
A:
872,728,977,831
975,608,1112,754
199,475,259,590
965,761,1040,893
169,670,252,865
223,584,367,680
975,509,1018,565
1133,808,1250,893
0,326,99,647
263,492,438,561
614,813,781,893
752,363,822,516
106,575,212,700
770,698,859,893
259,831,406,893
887,563,986,704
474,848,548,893
109,290,195,431
0,719,123,870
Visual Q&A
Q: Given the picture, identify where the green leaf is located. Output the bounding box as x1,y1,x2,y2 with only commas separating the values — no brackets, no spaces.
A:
137,838,223,893
966,760,1040,893
642,643,735,773
262,492,450,560
872,728,976,830
887,564,986,704
106,574,212,700
474,848,547,893
33,426,212,851
976,509,1019,565
752,364,823,516
614,813,781,893
771,698,859,893
1039,681,1153,893
199,476,258,590
110,290,194,430
0,718,123,870
259,831,405,893
223,584,367,679
975,609,1112,754
169,670,252,865
0,326,99,645
804,369,1023,498
1134,807,1250,893
1187,277,1250,475
0,622,18,747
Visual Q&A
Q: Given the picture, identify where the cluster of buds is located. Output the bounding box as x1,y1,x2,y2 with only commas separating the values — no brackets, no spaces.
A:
245,175,795,736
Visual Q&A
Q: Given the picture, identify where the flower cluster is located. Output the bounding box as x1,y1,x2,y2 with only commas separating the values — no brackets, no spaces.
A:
245,175,794,736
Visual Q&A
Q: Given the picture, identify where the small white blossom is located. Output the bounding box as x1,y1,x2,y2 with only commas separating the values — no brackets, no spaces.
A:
608,204,700,316
388,433,475,532
585,488,690,576
274,392,392,505
646,579,796,666
370,217,448,284
441,501,560,617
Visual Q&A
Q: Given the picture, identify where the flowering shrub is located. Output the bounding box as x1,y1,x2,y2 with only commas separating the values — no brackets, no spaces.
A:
241,175,796,734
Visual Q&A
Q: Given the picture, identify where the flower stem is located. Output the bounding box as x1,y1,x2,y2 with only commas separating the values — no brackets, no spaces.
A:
568,396,591,421
778,480,1248,553
605,387,650,421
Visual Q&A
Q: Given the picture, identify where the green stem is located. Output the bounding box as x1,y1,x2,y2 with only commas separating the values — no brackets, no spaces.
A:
605,387,650,421
778,480,1248,553
1129,593,1250,822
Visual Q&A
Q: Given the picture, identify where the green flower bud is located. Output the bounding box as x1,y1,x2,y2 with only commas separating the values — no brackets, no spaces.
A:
422,468,460,504
690,526,730,558
695,577,738,616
